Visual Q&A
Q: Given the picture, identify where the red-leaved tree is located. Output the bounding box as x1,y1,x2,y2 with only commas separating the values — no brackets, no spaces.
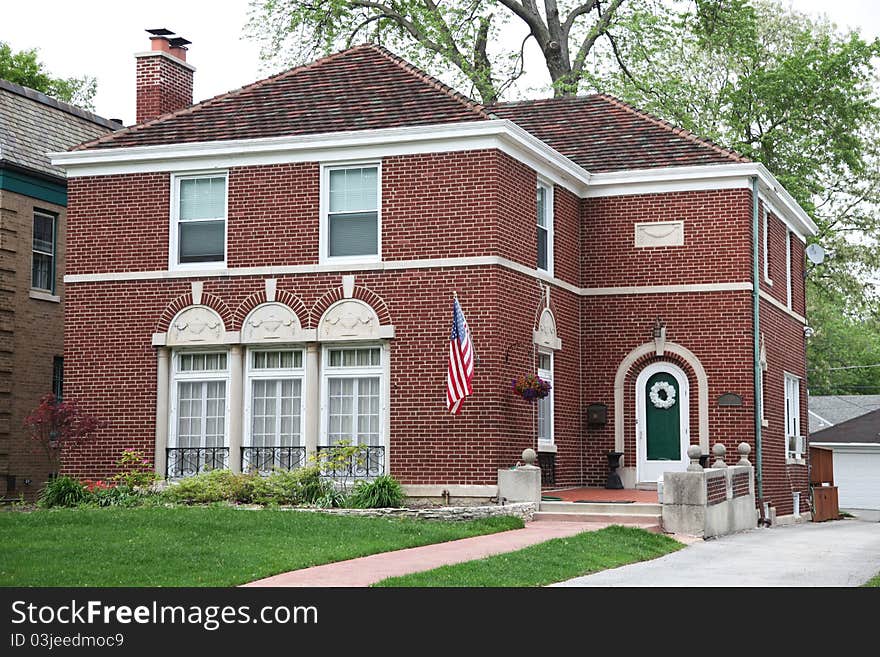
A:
23,394,107,478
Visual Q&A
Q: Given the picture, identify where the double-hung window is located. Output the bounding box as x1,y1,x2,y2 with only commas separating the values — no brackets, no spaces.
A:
784,373,802,461
32,211,56,292
169,351,229,475
244,349,305,473
537,351,554,446
322,346,384,476
323,164,380,262
536,182,553,274
172,173,227,268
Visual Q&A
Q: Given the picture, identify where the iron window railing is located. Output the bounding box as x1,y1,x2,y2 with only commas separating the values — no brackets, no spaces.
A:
166,447,229,479
240,446,306,475
316,445,385,479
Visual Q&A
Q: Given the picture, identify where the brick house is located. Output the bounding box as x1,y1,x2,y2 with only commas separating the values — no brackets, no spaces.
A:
0,79,118,499
52,34,815,517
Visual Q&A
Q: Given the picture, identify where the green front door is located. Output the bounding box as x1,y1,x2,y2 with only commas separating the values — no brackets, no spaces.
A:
645,372,680,461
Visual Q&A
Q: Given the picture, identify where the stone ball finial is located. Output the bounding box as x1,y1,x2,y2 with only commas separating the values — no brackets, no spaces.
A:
712,442,728,468
521,448,538,466
687,445,703,472
737,442,751,466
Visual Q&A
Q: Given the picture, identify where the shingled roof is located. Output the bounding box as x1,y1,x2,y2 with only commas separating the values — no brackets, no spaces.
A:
77,44,490,151
489,95,747,172
0,79,118,178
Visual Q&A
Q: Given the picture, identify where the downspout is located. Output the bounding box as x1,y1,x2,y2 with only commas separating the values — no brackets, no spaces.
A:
751,177,764,500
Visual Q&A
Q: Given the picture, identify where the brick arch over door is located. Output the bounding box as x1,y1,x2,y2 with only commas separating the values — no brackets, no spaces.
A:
155,291,233,334
233,288,307,332
309,285,392,329
614,341,709,456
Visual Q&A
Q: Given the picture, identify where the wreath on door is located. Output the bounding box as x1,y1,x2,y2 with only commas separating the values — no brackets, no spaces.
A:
649,380,676,409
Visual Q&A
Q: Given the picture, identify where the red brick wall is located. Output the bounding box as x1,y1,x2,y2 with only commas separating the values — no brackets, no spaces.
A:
581,190,752,288
136,54,193,124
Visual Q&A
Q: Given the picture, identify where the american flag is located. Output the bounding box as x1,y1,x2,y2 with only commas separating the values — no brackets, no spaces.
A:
447,296,474,414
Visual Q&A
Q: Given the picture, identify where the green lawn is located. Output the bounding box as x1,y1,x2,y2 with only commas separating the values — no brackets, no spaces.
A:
0,507,522,586
862,573,880,587
373,525,683,587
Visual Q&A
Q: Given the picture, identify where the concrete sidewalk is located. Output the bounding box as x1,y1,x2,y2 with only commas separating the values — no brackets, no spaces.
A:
244,521,604,587
553,519,880,587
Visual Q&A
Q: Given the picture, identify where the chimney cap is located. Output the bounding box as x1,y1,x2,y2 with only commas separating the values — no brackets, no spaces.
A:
146,28,174,36
169,37,192,48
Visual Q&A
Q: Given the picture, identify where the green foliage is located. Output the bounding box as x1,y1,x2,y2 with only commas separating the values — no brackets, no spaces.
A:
245,0,627,104
0,41,96,109
86,485,150,508
113,449,159,489
161,466,337,506
37,476,87,508
374,525,682,587
584,0,880,384
348,475,405,508
0,507,523,586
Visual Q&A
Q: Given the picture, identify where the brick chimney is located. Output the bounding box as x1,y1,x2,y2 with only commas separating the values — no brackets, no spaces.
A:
135,29,195,124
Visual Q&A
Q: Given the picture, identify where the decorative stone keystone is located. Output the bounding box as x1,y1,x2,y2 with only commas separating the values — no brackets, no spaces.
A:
712,443,728,468
737,442,752,466
521,448,538,468
687,445,703,472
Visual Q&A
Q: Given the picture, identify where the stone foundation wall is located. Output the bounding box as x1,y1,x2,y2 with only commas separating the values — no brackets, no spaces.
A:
284,501,536,522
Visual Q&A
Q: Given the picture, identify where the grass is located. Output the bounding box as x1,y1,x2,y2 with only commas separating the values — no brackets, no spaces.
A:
0,506,522,587
862,572,880,587
373,525,683,587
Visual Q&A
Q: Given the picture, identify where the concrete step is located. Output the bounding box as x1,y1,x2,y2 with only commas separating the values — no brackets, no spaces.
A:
539,501,661,516
533,511,660,524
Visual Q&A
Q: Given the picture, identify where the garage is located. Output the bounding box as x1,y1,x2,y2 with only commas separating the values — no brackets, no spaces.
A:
811,407,880,513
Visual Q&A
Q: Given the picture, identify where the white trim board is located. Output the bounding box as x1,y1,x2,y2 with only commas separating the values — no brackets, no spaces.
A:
65,255,756,299
759,289,807,324
51,122,816,238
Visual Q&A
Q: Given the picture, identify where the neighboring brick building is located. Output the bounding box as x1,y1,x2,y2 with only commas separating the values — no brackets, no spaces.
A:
0,79,118,499
53,34,816,517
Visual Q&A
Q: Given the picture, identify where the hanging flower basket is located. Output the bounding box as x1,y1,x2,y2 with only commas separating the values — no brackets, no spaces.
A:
512,374,552,402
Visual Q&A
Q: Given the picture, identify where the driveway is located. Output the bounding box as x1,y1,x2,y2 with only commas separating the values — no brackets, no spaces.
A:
553,519,880,587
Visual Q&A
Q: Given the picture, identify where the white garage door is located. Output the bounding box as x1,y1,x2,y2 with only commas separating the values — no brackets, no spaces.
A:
833,450,880,510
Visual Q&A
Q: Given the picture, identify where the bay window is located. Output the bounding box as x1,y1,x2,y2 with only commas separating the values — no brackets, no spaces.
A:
168,351,229,476
244,349,305,473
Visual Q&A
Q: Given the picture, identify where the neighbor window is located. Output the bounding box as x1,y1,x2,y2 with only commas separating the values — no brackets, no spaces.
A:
324,164,380,260
52,356,64,401
536,182,553,274
169,351,229,474
537,351,554,446
173,173,227,266
784,373,802,461
245,349,305,471
32,211,56,292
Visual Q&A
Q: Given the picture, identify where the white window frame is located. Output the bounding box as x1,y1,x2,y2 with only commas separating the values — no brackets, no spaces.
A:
763,207,773,286
168,350,231,451
320,344,387,448
537,349,554,448
169,171,229,271
784,372,803,463
244,347,307,449
785,229,792,309
536,179,554,275
319,161,382,266
31,209,57,294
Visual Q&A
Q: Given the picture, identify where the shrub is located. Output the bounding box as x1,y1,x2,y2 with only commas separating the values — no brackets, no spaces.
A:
113,449,159,489
348,475,405,509
296,466,334,505
38,476,87,508
161,470,250,504
88,485,147,508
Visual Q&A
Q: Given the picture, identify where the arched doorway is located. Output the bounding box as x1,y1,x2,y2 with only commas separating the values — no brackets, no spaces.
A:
635,362,690,484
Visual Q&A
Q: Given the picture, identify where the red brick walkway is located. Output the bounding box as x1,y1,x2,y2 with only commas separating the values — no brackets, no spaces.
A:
243,521,602,587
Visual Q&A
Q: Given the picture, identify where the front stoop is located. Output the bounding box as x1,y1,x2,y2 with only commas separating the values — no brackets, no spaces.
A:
533,501,663,532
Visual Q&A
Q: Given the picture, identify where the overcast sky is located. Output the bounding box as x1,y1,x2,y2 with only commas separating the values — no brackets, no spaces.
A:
3,1,879,124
